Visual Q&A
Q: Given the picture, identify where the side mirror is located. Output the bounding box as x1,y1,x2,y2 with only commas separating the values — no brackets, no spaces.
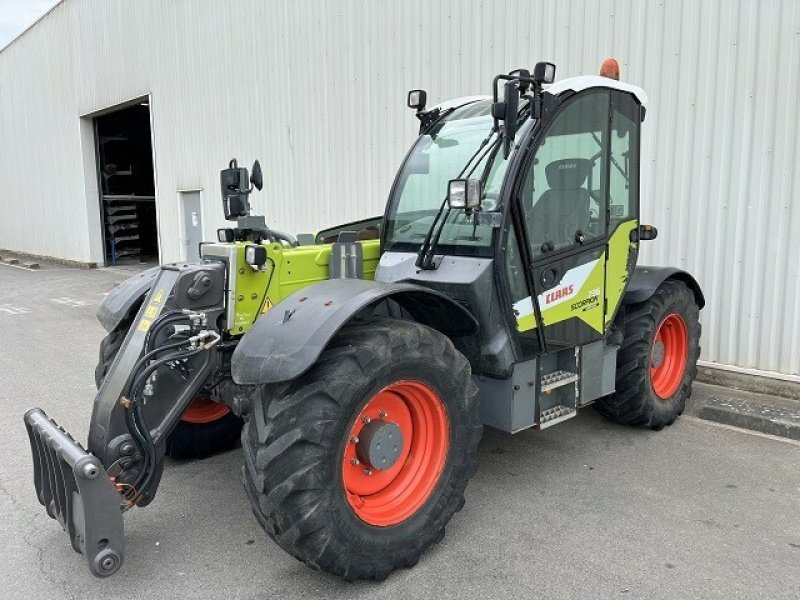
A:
638,224,658,241
447,179,482,213
250,160,263,191
502,81,519,158
220,159,251,221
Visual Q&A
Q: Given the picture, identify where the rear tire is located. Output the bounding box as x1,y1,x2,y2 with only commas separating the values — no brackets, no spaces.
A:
242,316,482,580
95,318,243,460
595,280,701,430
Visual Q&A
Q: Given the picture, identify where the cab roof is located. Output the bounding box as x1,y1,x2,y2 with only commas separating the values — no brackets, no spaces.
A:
545,75,648,106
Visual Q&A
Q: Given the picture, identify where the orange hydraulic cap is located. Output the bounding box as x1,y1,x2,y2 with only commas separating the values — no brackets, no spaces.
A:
600,58,620,80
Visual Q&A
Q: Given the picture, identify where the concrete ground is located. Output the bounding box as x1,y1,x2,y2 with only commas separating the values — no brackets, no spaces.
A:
1,262,799,600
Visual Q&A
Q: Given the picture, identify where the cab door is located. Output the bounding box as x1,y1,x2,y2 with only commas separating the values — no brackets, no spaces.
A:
509,90,611,353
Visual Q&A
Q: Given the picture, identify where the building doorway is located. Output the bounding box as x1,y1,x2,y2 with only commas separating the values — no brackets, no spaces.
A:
94,101,158,265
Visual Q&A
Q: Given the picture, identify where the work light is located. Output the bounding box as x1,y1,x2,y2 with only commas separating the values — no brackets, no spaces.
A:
407,89,427,111
245,244,267,269
533,62,556,84
217,228,235,243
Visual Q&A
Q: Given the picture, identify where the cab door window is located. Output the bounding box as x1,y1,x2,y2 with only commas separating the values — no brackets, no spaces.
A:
521,91,610,257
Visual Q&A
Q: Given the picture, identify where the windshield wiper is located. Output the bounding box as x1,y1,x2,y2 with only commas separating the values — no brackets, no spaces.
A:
415,131,502,270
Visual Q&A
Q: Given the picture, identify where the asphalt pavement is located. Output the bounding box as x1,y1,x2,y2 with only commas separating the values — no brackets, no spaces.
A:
1,262,799,599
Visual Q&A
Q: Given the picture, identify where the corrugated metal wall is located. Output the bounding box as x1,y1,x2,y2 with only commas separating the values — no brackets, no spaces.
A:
0,0,798,377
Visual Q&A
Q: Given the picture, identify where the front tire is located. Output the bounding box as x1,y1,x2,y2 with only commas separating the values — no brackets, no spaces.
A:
596,280,701,430
242,316,482,580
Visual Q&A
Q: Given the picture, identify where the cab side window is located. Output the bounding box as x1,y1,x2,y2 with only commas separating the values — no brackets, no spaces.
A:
522,91,610,257
609,93,640,226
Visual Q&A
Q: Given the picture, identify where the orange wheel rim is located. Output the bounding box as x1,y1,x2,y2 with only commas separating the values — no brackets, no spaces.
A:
650,314,689,399
342,381,449,527
180,397,231,424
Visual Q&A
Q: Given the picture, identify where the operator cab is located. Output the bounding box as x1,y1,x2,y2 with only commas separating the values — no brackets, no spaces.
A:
378,61,649,431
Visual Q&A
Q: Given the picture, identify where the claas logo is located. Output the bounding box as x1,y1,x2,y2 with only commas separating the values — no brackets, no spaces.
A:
545,285,574,304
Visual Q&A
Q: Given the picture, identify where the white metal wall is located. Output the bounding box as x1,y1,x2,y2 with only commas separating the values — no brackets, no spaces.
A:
0,0,798,377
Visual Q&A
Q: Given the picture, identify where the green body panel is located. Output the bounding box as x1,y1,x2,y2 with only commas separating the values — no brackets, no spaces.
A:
515,219,638,335
516,254,605,333
263,239,380,305
604,219,639,326
229,243,273,334
206,239,380,335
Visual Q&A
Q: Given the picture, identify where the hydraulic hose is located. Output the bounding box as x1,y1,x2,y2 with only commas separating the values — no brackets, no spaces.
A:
122,333,220,505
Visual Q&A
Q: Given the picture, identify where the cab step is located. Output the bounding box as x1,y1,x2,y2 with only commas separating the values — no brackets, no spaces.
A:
539,405,577,429
540,370,578,393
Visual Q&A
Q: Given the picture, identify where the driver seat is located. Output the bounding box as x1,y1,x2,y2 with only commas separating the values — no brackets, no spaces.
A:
531,158,592,250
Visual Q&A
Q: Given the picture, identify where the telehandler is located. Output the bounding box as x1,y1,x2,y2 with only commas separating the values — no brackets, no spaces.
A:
24,59,703,581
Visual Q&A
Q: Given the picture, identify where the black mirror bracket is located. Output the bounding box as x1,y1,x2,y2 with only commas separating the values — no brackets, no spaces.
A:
415,107,442,134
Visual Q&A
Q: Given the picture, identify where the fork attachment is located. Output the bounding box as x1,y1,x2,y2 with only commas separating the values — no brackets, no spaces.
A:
24,408,125,577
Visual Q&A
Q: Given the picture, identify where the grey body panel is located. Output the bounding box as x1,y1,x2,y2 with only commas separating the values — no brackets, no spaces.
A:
231,278,478,385
476,341,618,433
475,358,538,433
579,340,618,404
625,265,705,308
96,265,160,332
377,252,517,378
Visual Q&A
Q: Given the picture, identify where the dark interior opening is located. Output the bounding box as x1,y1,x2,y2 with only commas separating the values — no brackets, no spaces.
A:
95,102,158,265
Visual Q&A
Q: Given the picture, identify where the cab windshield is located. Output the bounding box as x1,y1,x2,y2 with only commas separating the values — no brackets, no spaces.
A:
384,99,520,256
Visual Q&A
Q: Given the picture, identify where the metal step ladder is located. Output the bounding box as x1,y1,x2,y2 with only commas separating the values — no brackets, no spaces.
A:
538,368,578,429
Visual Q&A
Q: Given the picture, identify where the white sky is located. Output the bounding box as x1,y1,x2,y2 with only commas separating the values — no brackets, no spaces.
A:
0,0,60,50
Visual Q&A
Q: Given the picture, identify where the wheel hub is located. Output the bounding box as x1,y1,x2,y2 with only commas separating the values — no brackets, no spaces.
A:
356,420,403,471
650,340,666,368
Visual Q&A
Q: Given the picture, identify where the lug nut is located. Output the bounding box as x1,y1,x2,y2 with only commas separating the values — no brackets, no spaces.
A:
350,458,360,466
378,410,388,418
363,469,372,476
350,436,359,444
363,416,371,424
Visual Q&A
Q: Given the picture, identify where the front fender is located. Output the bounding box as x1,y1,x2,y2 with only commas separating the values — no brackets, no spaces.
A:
231,278,479,385
624,265,705,308
96,266,160,332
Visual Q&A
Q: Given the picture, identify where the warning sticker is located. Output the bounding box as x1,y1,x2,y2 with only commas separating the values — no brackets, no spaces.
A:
261,298,274,314
137,318,153,333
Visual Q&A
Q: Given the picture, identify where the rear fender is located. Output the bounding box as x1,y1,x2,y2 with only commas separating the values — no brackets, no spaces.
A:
97,266,160,332
623,266,705,308
231,278,479,385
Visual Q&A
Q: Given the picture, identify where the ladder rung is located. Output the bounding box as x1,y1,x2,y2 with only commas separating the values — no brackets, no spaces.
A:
540,370,578,393
539,405,577,429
